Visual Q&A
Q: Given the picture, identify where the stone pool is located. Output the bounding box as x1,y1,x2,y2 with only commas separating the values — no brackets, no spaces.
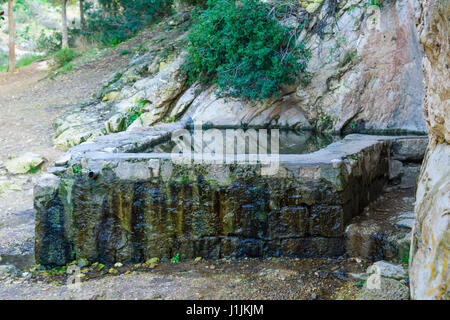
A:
34,123,425,266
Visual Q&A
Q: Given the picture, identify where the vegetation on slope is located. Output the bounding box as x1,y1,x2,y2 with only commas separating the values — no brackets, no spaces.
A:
183,0,311,100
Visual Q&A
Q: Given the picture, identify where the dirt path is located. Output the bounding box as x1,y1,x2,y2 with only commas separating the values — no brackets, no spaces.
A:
0,53,131,163
0,44,134,257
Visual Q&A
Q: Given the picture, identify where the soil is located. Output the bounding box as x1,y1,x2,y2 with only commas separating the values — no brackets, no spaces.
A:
0,257,369,300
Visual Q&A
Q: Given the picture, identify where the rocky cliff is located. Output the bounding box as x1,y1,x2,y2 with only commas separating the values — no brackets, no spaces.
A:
53,0,427,150
409,0,449,300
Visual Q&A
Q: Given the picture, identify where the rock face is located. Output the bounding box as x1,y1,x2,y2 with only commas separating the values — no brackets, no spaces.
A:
409,0,449,300
296,0,426,132
188,87,312,129
53,1,427,151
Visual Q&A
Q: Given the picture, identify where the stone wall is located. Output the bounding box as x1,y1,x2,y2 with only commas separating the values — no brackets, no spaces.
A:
34,134,392,266
409,0,449,300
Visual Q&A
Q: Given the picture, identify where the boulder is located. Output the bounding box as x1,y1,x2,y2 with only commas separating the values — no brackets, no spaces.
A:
127,53,187,129
392,138,428,162
5,152,45,174
190,87,312,129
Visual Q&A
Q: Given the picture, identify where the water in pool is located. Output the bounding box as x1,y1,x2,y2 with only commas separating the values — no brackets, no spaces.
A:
147,128,339,155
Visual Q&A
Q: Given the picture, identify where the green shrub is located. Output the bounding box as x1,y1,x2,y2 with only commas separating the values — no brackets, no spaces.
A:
36,31,61,54
58,62,73,72
0,54,43,72
54,48,79,67
126,101,147,126
36,30,76,54
80,0,174,45
179,0,209,7
183,0,310,100
120,49,132,56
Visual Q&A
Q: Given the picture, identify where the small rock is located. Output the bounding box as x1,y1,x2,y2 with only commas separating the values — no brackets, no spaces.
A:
114,262,123,268
77,258,90,268
5,153,45,174
105,113,127,133
145,257,159,265
305,2,322,14
47,166,68,175
54,153,71,166
102,91,120,102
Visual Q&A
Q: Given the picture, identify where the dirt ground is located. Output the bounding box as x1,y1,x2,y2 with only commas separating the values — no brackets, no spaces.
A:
0,43,135,163
0,257,368,300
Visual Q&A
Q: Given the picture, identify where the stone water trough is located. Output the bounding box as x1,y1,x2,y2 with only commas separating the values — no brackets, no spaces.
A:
34,122,427,266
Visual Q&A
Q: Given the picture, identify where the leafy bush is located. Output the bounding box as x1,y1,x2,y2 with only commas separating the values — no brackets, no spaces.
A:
80,0,174,45
36,31,62,54
36,30,76,54
179,0,209,7
126,105,145,126
53,48,79,67
183,0,310,100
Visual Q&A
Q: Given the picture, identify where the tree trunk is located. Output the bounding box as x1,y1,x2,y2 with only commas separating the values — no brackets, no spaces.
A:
7,0,15,73
79,0,85,30
61,0,68,49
